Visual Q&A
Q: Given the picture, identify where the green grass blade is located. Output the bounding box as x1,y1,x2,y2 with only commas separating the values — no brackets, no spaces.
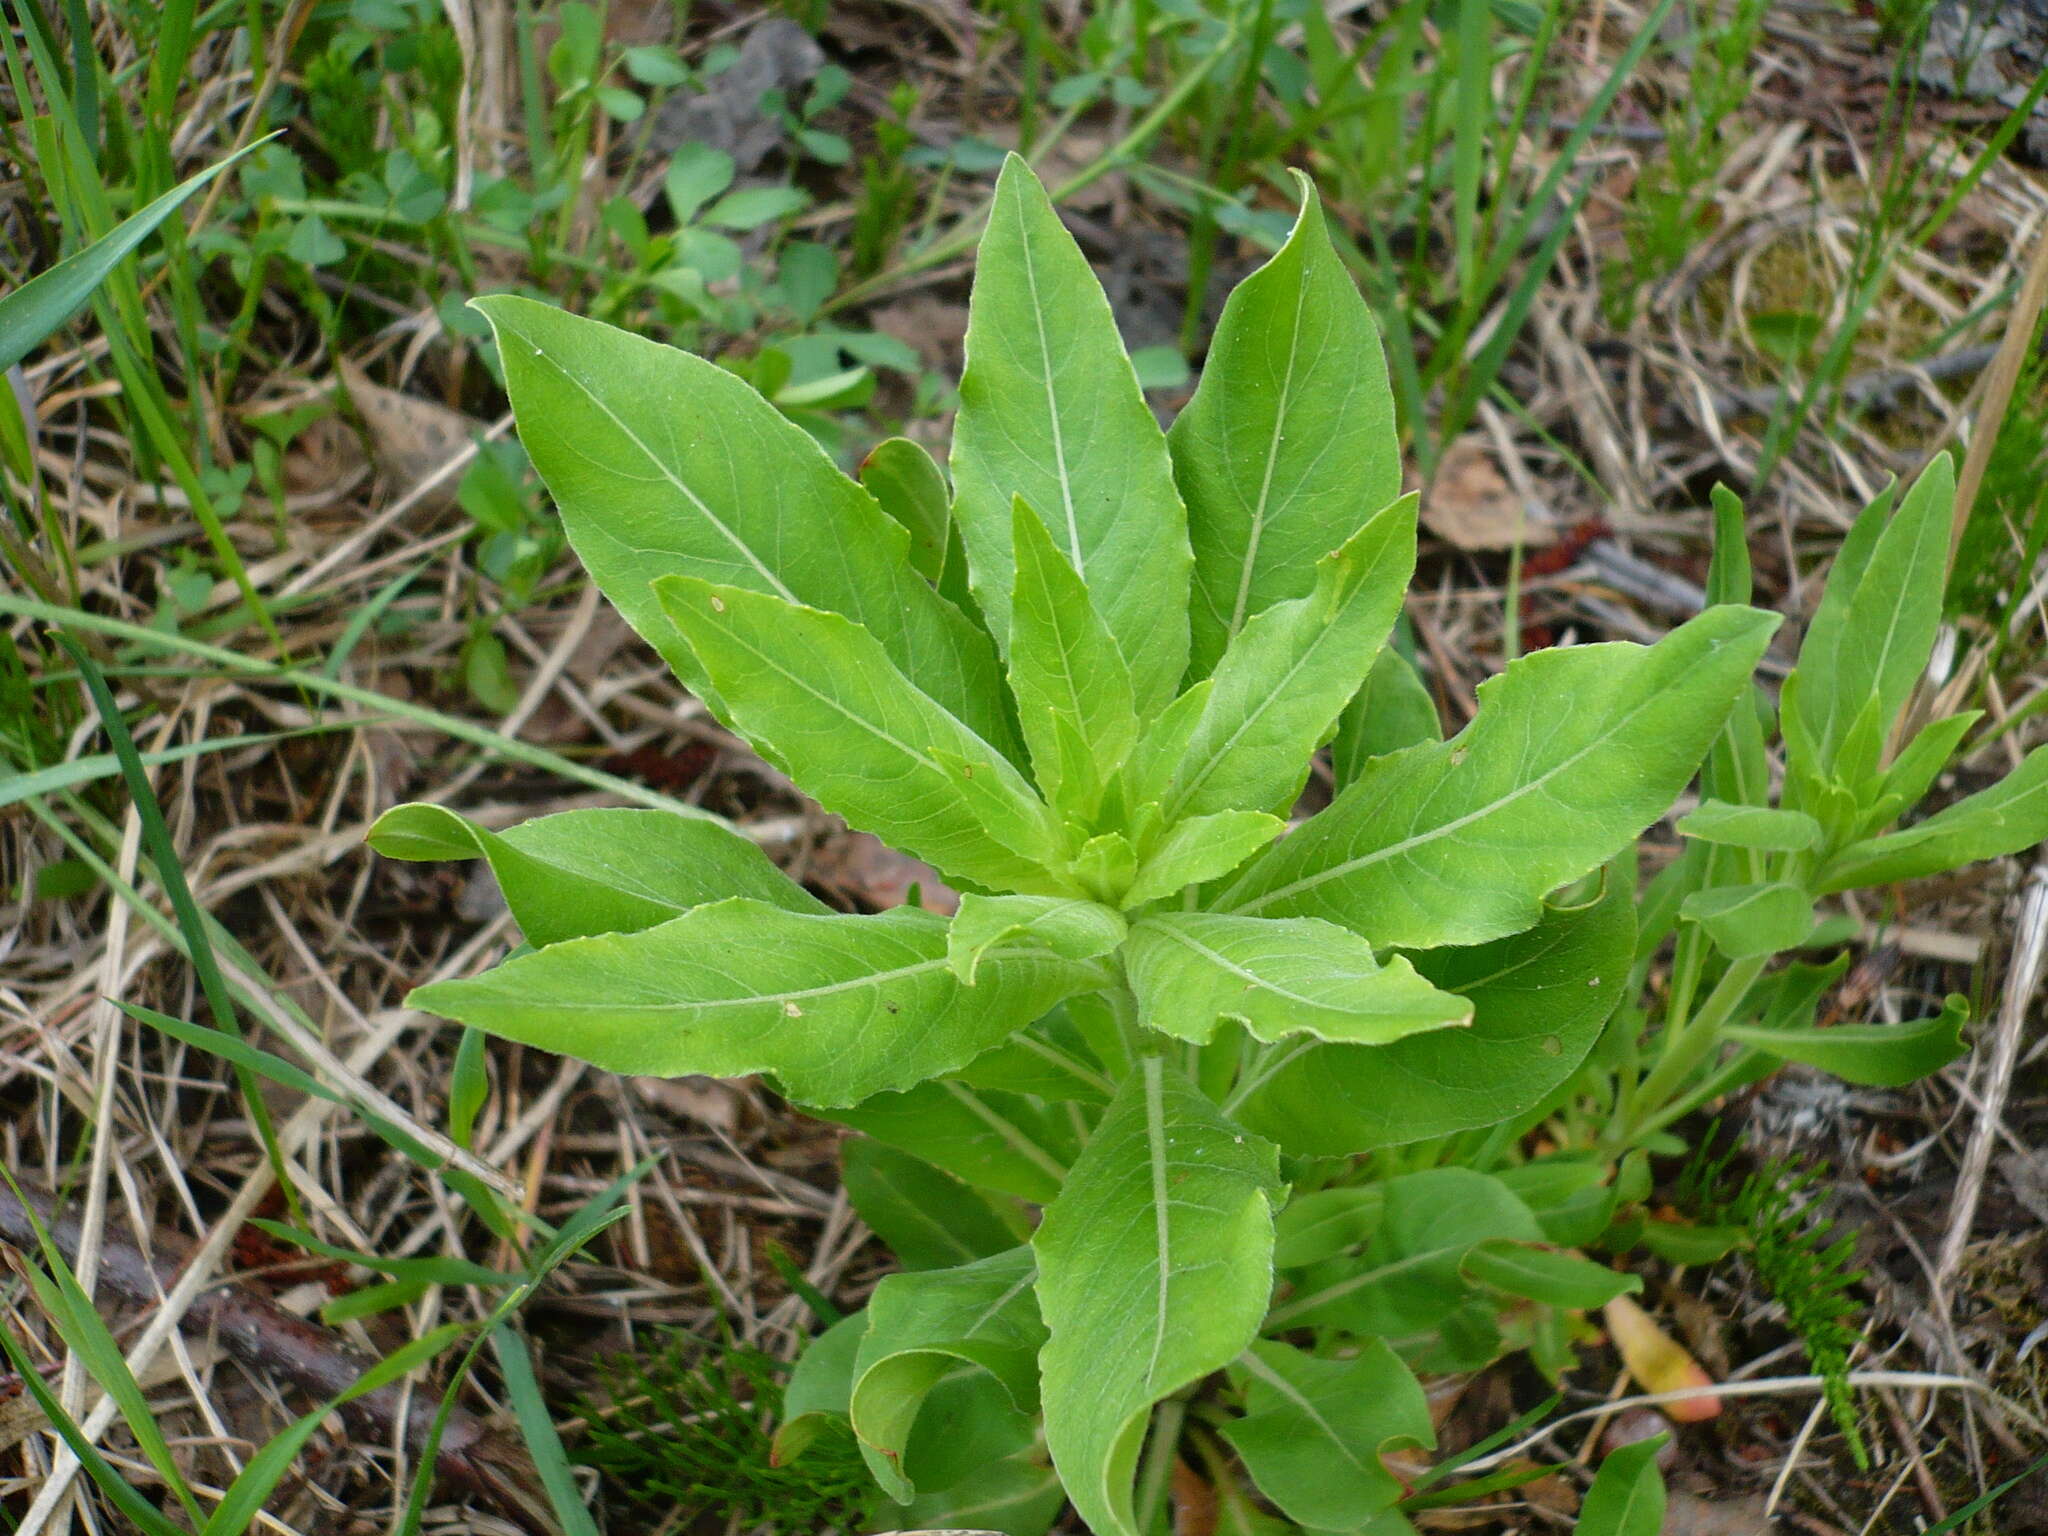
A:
0,135,264,372
0,726,344,812
6,595,726,819
57,638,301,1214
0,1316,187,1536
0,1167,205,1524
491,1324,602,1536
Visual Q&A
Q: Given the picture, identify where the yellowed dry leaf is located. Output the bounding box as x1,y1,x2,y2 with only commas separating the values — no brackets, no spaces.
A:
1604,1293,1722,1422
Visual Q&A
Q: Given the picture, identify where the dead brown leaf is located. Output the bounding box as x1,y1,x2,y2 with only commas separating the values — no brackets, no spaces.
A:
1424,436,1557,552
338,358,482,509
808,830,959,914
1666,1490,1774,1535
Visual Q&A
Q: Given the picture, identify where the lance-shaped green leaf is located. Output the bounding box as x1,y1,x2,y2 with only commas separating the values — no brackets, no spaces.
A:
1170,176,1401,677
896,1453,1065,1536
1220,1340,1431,1531
1676,800,1821,853
1125,913,1471,1047
861,436,968,606
774,1312,865,1465
408,900,1097,1107
1221,606,1778,949
841,1139,1023,1272
367,803,822,945
849,1246,1047,1500
1817,743,2048,892
1863,711,1982,829
1231,863,1634,1156
953,1018,1115,1106
472,296,1016,755
1333,644,1441,788
1008,497,1140,812
823,1079,1084,1203
948,894,1127,983
1266,1168,1540,1333
1461,1242,1641,1308
1787,456,1953,778
1679,881,1814,960
950,154,1191,712
1035,1058,1282,1536
1725,994,1968,1087
1121,811,1284,908
1577,1437,1668,1536
1160,496,1416,823
656,576,1071,894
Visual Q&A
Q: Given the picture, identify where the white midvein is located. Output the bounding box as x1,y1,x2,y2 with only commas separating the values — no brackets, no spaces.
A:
942,1081,1070,1183
529,343,801,604
1225,269,1313,641
1234,1349,1375,1476
1150,919,1368,1012
1232,653,1681,914
1144,1057,1172,1389
1017,219,1085,576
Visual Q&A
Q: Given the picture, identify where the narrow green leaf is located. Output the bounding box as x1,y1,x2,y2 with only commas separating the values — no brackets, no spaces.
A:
0,138,265,372
202,1324,468,1536
1122,811,1283,908
1576,1437,1669,1536
774,1312,866,1465
1678,881,1815,959
1232,867,1633,1156
1788,457,1953,778
1126,913,1471,1047
947,894,1126,983
821,1079,1082,1203
1460,1242,1640,1308
368,803,823,944
1867,711,1982,827
1725,994,1969,1087
1268,1169,1540,1332
1221,1340,1431,1531
896,1452,1066,1536
950,154,1191,712
9,1209,204,1524
1008,496,1140,812
951,1009,1116,1104
1333,644,1440,788
860,435,965,596
1676,800,1821,852
409,900,1099,1107
841,1139,1023,1271
1161,496,1416,823
0,1320,186,1536
1818,743,2048,892
491,1323,602,1536
1222,606,1778,949
1035,1058,1281,1536
471,295,1016,753
1171,176,1401,676
1706,484,1752,607
656,576,1070,892
849,1246,1046,1500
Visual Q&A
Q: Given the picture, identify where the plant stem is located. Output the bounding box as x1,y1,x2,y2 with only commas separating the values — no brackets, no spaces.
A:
1133,1396,1187,1536
1611,951,1769,1149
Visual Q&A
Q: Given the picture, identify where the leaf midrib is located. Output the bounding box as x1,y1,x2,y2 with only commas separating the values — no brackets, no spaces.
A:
1233,646,1685,915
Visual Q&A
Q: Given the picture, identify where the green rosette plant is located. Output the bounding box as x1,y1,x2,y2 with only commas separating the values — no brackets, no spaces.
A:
369,157,2048,1535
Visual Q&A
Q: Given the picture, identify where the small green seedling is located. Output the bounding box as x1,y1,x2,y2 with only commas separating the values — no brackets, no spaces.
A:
371,156,2048,1535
